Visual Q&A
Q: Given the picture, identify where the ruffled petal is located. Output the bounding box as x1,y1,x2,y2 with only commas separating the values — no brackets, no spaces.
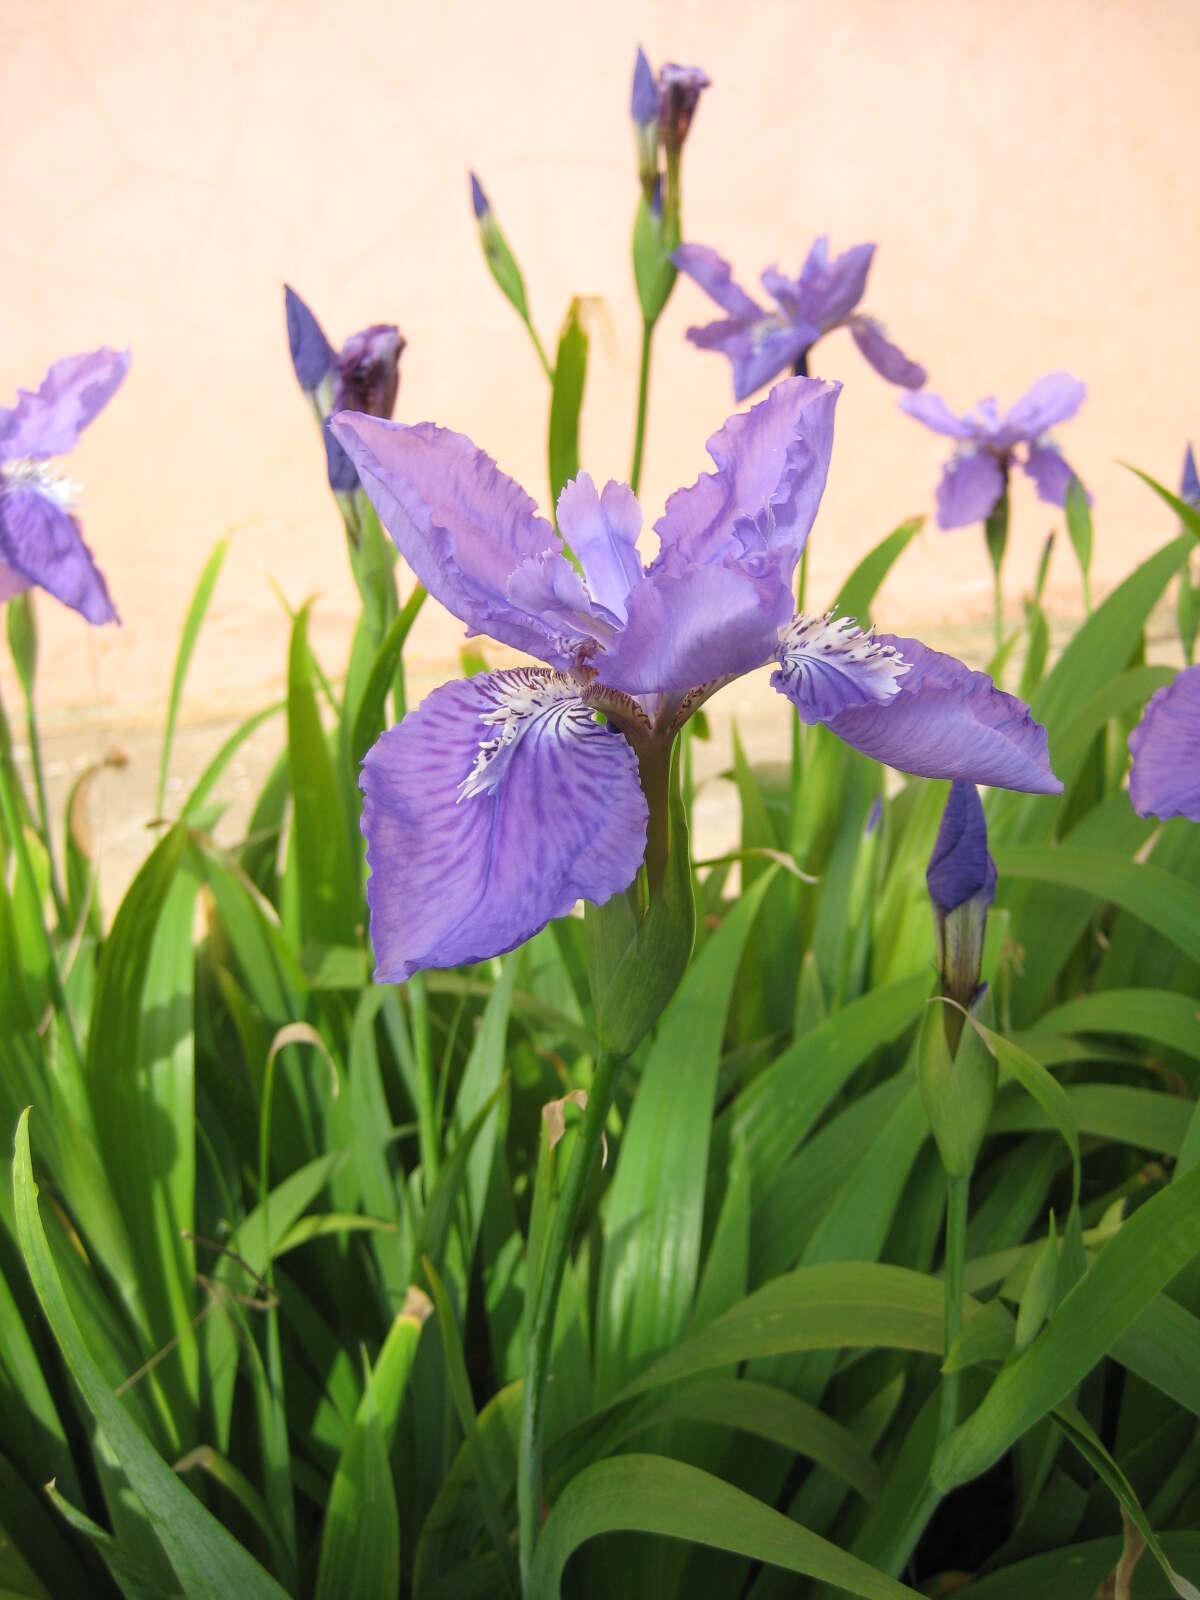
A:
935,449,1006,530
773,613,911,723
330,413,592,668
848,316,926,389
1002,372,1086,442
653,375,840,580
1128,666,1200,821
0,487,117,624
898,391,975,440
556,474,644,623
672,244,763,320
686,316,814,403
0,349,130,462
360,669,648,981
284,286,336,395
1021,443,1082,509
774,631,1061,794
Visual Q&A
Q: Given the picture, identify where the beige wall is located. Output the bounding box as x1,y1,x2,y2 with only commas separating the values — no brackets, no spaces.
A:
2,0,1198,722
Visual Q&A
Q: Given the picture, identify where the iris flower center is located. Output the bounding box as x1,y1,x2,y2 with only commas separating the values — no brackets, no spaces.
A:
458,670,593,802
0,458,80,508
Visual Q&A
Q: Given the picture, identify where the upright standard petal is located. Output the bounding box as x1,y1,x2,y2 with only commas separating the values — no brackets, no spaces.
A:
1002,372,1086,443
793,238,875,329
556,474,644,623
673,245,763,320
0,486,117,624
1128,667,1200,822
773,631,1061,794
330,413,593,668
935,449,1006,530
284,287,336,395
0,349,130,462
849,317,926,389
1021,443,1080,508
899,391,975,440
360,669,648,981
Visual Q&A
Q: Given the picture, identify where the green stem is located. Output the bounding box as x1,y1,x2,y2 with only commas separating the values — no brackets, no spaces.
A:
518,1051,620,1591
524,316,554,385
1081,568,1092,616
22,684,67,925
629,318,654,497
409,973,440,1192
991,563,1004,662
938,1174,969,1449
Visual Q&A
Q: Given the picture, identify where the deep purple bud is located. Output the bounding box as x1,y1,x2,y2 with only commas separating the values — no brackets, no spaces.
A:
631,46,658,127
1182,442,1200,508
658,62,710,157
470,172,490,220
284,285,336,394
927,780,996,1021
333,325,404,421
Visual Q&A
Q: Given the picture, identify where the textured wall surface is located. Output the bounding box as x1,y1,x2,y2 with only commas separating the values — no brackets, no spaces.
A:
2,0,1198,718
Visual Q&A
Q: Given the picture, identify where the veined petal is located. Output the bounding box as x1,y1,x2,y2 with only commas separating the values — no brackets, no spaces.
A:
1128,667,1200,821
330,413,591,668
360,669,648,981
556,473,644,622
935,449,1006,530
1002,372,1085,442
672,244,763,320
777,631,1060,793
0,486,117,624
1021,443,1082,508
899,391,975,440
848,316,926,389
653,375,840,580
284,286,336,395
0,349,129,462
772,612,910,723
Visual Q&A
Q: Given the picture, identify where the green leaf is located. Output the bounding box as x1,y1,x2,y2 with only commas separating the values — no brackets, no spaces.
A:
960,1013,1080,1201
991,1083,1192,1158
548,299,588,510
11,1111,290,1600
1032,988,1200,1065
349,582,428,769
182,701,285,819
1124,463,1200,544
44,1482,176,1600
528,1455,922,1600
934,1160,1200,1490
1064,477,1092,592
833,517,923,627
157,538,228,815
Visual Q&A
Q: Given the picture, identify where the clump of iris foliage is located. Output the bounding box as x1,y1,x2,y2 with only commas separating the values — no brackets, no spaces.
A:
3,48,1200,1600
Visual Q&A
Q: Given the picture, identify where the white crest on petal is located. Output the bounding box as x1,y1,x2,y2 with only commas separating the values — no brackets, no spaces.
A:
776,611,910,718
0,458,81,509
458,669,598,803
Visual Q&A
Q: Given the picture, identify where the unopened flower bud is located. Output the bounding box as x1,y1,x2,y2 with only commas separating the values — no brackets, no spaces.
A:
927,780,996,1047
631,46,660,197
658,62,710,158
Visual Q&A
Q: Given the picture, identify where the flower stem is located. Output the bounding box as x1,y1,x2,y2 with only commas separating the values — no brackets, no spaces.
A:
22,683,67,926
991,565,1004,662
518,1050,620,1590
524,315,554,385
629,317,654,497
408,973,440,1192
938,1173,969,1448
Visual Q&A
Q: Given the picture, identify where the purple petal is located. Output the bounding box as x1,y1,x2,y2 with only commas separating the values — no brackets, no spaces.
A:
794,237,875,329
898,391,975,440
360,668,648,981
0,560,31,604
926,780,996,915
686,315,815,403
652,376,840,581
1002,372,1086,442
284,287,336,395
0,487,117,625
333,325,404,420
773,613,911,724
556,473,644,623
672,244,762,320
631,46,658,126
776,631,1061,794
848,316,926,389
1181,443,1200,508
330,413,590,669
1128,667,1200,821
1021,443,1082,509
469,171,490,219
0,349,129,463
935,449,1006,531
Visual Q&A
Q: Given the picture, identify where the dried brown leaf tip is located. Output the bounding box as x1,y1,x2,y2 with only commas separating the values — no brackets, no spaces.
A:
542,1089,607,1167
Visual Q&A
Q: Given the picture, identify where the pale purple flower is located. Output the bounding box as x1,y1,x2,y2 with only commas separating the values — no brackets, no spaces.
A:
0,349,129,624
672,236,926,401
1128,666,1200,822
900,373,1086,531
331,377,1060,983
284,285,404,493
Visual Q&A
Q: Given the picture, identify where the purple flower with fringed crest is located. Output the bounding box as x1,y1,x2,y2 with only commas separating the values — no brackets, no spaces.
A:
0,349,129,624
284,285,405,494
672,236,926,401
331,377,1060,983
900,373,1086,530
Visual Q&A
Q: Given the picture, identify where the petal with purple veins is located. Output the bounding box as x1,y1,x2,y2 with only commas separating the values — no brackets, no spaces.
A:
686,315,815,403
849,316,926,389
772,612,911,724
773,631,1061,794
1022,443,1082,509
935,449,1006,530
0,485,117,625
0,349,130,463
360,668,648,981
1128,666,1200,822
556,473,644,622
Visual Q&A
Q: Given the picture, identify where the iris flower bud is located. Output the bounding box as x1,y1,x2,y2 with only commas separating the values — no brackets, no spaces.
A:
631,47,660,198
927,779,996,1032
658,63,710,159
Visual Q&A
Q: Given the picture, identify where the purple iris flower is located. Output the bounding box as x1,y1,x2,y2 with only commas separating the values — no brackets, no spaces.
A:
900,373,1086,531
1128,666,1200,822
284,285,404,494
672,236,926,402
0,349,129,624
331,377,1060,983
